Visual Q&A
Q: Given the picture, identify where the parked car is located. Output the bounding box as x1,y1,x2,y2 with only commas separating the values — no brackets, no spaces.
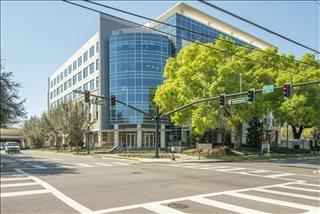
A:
0,142,6,150
5,142,20,154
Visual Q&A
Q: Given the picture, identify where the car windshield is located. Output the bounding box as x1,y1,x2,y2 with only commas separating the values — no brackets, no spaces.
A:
7,143,19,146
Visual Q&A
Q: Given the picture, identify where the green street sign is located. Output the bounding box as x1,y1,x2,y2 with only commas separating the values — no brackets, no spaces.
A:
263,84,274,94
228,97,248,105
91,99,107,105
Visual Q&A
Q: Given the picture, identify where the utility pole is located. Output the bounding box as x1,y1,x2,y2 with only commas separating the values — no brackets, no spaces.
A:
155,106,160,158
286,123,289,149
87,100,91,154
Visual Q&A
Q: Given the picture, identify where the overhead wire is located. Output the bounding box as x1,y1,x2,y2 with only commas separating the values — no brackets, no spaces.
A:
84,0,318,69
63,0,317,79
198,0,320,54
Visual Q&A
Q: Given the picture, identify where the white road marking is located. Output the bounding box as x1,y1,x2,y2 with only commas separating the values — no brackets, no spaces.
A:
94,181,299,214
1,177,31,182
1,182,38,188
256,188,320,201
111,162,130,166
32,165,47,169
143,203,187,214
15,169,93,213
278,185,320,193
227,192,317,210
265,173,294,178
250,170,269,173
304,208,320,214
94,162,113,167
57,165,77,169
190,197,268,214
1,189,50,198
217,167,246,172
74,163,94,167
200,166,229,170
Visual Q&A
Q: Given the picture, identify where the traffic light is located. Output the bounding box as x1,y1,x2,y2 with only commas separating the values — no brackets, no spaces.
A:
283,83,292,99
219,94,226,108
111,95,116,105
84,90,90,103
247,89,256,102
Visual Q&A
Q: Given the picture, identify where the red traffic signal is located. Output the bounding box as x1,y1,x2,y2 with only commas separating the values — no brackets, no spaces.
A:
84,90,90,103
111,95,116,105
283,83,292,99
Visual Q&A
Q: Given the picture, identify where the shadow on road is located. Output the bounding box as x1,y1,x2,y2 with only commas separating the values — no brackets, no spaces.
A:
0,151,79,177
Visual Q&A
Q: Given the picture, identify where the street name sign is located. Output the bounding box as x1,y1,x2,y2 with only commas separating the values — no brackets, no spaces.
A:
228,97,248,105
262,85,274,94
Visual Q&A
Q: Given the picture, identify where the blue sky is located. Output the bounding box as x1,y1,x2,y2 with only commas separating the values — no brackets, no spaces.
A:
1,1,319,120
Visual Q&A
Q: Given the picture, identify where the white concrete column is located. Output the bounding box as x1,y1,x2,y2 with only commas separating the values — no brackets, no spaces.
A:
137,124,142,148
181,129,187,145
114,124,119,147
160,124,166,148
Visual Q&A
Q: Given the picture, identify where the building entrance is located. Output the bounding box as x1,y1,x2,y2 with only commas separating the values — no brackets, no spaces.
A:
126,133,136,148
144,133,154,148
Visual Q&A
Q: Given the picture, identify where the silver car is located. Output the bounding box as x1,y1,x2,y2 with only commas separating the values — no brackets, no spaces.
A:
5,142,20,154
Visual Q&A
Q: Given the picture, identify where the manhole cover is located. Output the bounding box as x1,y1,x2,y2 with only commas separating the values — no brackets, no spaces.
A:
132,171,142,174
167,202,189,209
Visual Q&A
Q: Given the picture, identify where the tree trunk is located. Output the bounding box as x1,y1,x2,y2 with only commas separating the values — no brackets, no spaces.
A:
234,122,242,149
291,125,304,139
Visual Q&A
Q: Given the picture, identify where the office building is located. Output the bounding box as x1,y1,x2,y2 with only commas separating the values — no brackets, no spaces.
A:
47,2,272,149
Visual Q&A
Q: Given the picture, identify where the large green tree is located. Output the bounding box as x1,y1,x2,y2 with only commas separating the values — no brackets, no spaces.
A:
154,36,320,143
0,69,26,127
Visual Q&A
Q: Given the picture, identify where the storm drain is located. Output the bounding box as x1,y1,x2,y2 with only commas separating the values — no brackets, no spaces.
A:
167,202,189,209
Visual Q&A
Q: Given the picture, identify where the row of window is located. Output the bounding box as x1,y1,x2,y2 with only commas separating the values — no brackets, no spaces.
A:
50,76,100,108
50,59,99,100
50,42,99,88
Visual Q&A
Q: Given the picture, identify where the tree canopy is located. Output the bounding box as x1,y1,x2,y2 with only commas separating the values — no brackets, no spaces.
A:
154,36,320,140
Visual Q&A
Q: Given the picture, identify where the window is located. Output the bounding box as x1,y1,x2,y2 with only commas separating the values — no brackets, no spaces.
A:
54,78,56,86
68,65,72,74
78,71,82,82
83,82,89,91
78,56,82,67
83,67,88,78
96,58,99,70
89,63,94,74
60,72,63,80
96,76,99,88
68,79,72,88
89,79,95,90
96,42,99,53
57,75,60,83
73,60,77,71
73,75,77,85
64,69,68,77
64,82,67,91
89,46,94,58
50,81,53,88
83,51,88,63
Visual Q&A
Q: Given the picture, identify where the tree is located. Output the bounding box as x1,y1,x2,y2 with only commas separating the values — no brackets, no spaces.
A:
0,69,26,127
22,116,46,148
154,35,320,145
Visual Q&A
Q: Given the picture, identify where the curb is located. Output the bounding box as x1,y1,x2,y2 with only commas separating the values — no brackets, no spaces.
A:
313,170,320,176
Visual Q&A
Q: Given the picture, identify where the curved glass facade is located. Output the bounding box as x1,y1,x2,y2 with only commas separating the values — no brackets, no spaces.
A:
109,31,170,124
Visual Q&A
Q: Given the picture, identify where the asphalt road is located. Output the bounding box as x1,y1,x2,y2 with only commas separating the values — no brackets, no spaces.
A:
1,150,319,214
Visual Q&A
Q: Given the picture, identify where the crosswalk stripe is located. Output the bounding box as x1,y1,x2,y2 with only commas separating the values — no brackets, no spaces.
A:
32,165,47,169
200,166,229,170
94,162,113,167
111,162,130,166
279,185,320,193
0,189,50,198
1,177,31,182
183,165,213,168
265,173,294,178
190,197,268,214
227,192,317,210
256,188,320,201
74,163,94,167
1,182,38,188
217,167,246,172
143,204,187,214
250,170,269,173
304,208,320,214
